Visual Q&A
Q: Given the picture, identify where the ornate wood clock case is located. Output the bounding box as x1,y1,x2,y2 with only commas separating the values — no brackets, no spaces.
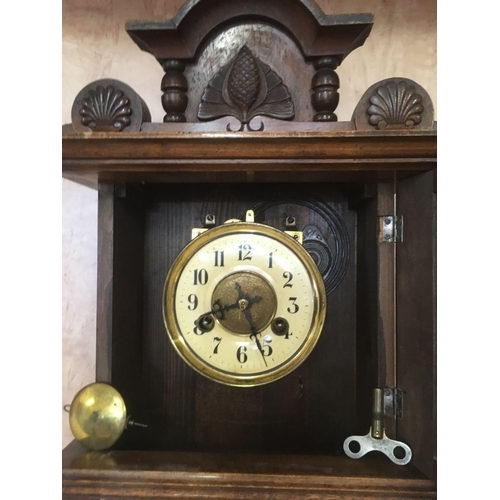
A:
62,1,437,498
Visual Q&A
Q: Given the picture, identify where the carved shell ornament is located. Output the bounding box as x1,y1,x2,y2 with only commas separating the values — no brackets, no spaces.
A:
367,80,424,129
198,45,294,131
79,85,133,131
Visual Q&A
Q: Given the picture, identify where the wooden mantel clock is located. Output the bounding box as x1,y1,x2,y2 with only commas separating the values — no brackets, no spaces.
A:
62,0,437,498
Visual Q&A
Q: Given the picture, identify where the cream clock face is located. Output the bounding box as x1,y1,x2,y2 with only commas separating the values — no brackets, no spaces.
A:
163,222,326,386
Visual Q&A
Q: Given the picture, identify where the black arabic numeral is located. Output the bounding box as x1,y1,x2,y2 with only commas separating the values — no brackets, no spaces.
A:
283,271,293,288
238,244,252,261
262,338,273,357
187,294,198,311
193,319,203,335
213,337,222,354
193,268,208,285
268,252,273,268
237,345,248,363
287,297,299,314
214,250,225,267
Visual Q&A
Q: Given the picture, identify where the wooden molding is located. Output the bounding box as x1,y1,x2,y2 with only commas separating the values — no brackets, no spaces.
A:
125,0,373,63
62,127,436,186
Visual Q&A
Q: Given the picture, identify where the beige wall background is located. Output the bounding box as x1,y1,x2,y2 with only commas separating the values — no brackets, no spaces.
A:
62,0,437,447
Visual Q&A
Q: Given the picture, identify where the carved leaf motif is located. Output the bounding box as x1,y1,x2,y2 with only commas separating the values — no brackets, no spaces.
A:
367,81,424,129
247,61,294,123
198,45,294,130
198,60,241,121
79,85,132,131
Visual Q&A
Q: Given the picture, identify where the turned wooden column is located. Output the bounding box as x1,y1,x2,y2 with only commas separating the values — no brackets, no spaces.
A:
162,60,188,122
311,57,340,122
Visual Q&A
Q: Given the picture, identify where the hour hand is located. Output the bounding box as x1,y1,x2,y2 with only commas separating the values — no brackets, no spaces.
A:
235,282,244,299
211,295,261,320
211,299,237,319
234,282,262,308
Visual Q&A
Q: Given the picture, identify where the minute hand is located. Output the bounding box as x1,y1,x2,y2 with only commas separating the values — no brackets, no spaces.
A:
234,282,268,367
244,309,268,367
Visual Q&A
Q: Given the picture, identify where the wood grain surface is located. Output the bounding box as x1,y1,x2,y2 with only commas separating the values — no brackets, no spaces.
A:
62,128,436,187
396,171,436,481
97,184,360,454
63,442,436,499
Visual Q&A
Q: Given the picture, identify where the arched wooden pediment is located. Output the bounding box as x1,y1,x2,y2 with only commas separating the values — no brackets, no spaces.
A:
126,0,373,64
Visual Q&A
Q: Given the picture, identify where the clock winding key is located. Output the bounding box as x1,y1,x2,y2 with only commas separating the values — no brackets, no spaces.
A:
343,388,412,465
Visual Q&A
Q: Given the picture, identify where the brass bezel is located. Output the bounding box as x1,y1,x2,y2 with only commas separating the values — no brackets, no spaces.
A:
163,222,327,387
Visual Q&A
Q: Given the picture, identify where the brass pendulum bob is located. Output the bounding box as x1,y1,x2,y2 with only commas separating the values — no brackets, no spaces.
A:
64,382,146,451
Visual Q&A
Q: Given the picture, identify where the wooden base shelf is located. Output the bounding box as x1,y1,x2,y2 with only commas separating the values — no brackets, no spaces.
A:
62,442,436,499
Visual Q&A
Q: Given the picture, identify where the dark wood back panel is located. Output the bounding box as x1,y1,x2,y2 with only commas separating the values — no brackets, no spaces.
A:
96,184,150,449
353,187,380,434
98,182,375,454
141,186,200,450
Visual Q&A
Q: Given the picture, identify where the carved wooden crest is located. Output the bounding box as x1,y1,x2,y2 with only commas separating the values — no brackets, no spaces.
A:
71,79,151,132
79,85,133,131
367,80,424,129
126,0,373,124
198,46,294,131
352,78,434,131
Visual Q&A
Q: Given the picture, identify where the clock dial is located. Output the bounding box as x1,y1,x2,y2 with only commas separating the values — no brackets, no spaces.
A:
163,222,326,386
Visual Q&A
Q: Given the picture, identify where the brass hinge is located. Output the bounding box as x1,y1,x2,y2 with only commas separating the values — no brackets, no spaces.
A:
379,215,404,243
383,387,405,419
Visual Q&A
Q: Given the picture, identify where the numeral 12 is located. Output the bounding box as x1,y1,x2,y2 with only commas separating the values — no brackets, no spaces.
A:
238,244,252,261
